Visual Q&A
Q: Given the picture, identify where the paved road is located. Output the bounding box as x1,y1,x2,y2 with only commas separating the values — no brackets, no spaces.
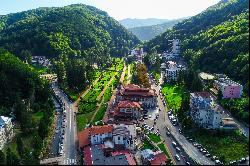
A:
222,109,249,139
52,82,78,165
149,74,215,165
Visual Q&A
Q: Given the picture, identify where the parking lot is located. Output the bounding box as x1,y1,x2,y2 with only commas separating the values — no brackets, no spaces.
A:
48,85,69,158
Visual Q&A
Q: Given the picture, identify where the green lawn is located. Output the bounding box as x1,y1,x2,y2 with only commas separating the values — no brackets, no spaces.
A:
158,143,171,159
186,129,249,164
161,84,188,113
103,87,112,103
78,101,97,114
92,103,107,122
143,139,156,150
76,112,95,132
31,111,44,125
148,133,161,143
32,63,48,74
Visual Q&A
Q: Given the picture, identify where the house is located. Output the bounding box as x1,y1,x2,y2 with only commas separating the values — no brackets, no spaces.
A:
141,149,167,165
131,48,144,63
0,116,14,150
90,125,113,145
190,92,223,129
163,61,186,82
78,124,136,150
0,126,6,150
112,101,142,120
112,124,134,149
213,75,243,99
32,56,51,67
83,145,136,165
116,84,157,109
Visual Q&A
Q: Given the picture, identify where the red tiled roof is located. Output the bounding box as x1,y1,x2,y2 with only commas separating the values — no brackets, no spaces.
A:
122,90,156,97
84,146,92,165
125,84,141,90
117,101,141,108
150,153,167,165
89,125,113,135
111,150,136,165
78,128,90,148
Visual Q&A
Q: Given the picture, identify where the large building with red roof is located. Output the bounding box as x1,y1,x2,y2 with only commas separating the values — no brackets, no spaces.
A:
115,84,157,108
111,100,142,120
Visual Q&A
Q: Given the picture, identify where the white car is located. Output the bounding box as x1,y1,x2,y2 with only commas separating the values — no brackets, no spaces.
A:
148,115,152,118
175,154,181,161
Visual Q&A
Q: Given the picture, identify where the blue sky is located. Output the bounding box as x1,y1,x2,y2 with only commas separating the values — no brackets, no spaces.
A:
0,0,221,20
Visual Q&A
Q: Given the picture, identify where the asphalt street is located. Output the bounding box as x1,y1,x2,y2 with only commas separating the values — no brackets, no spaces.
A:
52,82,77,165
148,75,215,165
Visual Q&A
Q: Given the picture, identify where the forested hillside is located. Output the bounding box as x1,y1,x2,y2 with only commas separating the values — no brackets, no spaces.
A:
0,4,140,62
0,4,141,97
128,18,186,41
0,49,54,164
144,0,249,88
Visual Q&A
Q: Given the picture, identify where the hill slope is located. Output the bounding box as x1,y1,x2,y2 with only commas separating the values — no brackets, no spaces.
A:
144,0,249,87
119,18,169,28
0,4,140,61
0,48,54,164
128,18,186,41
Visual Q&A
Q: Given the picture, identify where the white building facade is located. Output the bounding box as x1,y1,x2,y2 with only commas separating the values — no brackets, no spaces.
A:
112,125,133,149
0,116,14,150
190,92,222,129
163,61,186,82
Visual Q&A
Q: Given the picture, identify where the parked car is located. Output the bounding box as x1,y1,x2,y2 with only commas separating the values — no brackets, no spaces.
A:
166,127,170,132
172,141,177,146
186,161,191,165
205,153,211,157
178,129,182,134
215,160,222,165
176,147,181,152
193,142,198,147
148,115,152,118
229,161,237,165
175,154,181,161
166,131,170,136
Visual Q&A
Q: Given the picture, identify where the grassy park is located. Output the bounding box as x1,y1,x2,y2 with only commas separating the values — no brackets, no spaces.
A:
161,84,188,113
186,129,249,164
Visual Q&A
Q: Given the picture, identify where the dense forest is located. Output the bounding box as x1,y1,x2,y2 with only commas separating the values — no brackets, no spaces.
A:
0,4,141,96
144,0,249,88
128,18,186,41
0,4,140,61
0,49,54,164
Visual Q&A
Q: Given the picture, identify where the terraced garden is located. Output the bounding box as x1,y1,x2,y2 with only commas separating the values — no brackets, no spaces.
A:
76,58,124,131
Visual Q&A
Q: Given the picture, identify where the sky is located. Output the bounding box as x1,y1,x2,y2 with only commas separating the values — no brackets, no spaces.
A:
0,0,221,20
